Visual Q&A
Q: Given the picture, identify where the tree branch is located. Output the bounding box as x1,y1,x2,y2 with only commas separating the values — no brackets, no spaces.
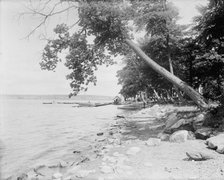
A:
23,0,78,39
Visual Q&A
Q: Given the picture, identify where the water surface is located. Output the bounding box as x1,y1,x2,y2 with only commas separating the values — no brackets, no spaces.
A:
0,95,126,178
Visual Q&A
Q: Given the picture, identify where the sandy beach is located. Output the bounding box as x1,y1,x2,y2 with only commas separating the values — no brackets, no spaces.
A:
11,104,224,180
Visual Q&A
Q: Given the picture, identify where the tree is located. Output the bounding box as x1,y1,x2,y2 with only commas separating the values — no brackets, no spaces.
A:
117,53,149,99
28,0,208,108
190,0,224,100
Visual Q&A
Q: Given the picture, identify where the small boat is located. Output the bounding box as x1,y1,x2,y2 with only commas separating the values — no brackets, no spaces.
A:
73,102,113,107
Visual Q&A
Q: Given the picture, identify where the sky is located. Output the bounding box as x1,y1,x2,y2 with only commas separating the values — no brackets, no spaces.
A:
0,0,208,96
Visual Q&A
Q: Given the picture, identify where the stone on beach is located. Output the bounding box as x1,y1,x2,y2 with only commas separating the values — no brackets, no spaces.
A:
26,170,38,180
186,151,214,161
164,112,178,130
17,173,28,180
58,160,68,168
169,130,189,143
73,150,81,154
100,165,114,174
195,127,214,140
34,165,55,178
145,138,161,146
52,172,63,179
97,132,104,136
112,152,126,158
193,113,205,130
75,169,95,178
126,147,141,155
206,133,224,153
157,132,170,141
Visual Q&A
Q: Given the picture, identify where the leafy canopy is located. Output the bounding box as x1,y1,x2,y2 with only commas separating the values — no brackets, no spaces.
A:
40,0,136,96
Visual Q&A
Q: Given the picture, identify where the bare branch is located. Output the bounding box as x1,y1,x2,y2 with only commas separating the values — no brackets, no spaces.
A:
38,0,53,12
69,19,80,29
23,0,78,38
24,16,48,39
24,6,47,16
50,5,78,16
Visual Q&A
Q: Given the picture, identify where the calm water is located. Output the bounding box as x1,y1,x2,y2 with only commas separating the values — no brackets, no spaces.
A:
0,95,126,179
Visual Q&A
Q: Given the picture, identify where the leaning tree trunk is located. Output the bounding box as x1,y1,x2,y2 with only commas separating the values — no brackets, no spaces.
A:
125,39,209,109
168,53,185,102
166,33,185,102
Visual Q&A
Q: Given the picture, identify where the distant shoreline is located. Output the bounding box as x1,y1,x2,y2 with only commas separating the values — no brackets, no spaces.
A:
0,94,114,101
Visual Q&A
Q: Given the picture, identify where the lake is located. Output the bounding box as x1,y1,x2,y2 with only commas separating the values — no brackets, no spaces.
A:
0,95,128,179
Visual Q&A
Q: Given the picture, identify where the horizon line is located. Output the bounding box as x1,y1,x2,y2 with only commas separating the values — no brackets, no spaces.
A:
0,94,116,97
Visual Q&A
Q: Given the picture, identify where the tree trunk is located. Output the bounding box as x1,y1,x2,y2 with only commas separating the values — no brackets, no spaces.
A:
168,55,185,102
125,39,209,109
166,35,185,102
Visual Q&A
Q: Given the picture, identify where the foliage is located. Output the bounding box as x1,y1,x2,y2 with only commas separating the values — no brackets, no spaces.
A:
40,24,114,95
117,0,186,99
37,0,224,104
187,0,224,100
40,1,132,96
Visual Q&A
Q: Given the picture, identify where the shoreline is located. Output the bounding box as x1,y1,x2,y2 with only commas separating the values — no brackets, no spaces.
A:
9,104,224,180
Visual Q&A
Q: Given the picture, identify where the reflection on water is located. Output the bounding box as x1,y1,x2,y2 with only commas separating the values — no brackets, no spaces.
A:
0,97,125,179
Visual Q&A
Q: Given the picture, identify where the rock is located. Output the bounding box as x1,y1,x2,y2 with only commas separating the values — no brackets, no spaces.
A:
101,148,109,154
52,173,63,179
195,127,214,140
165,117,195,134
126,147,141,155
114,138,122,145
193,113,205,130
145,138,161,146
165,112,178,129
75,169,95,178
59,160,68,168
113,152,121,157
169,130,189,143
172,119,193,130
100,165,114,174
26,170,38,180
186,151,214,161
97,132,104,136
34,165,54,177
157,133,170,141
206,133,224,153
107,138,114,144
17,173,28,180
97,137,107,142
73,150,81,154
151,104,159,109
188,131,196,140
196,113,205,122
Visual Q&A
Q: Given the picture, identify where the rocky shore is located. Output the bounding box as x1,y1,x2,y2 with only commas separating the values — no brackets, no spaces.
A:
12,104,224,180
